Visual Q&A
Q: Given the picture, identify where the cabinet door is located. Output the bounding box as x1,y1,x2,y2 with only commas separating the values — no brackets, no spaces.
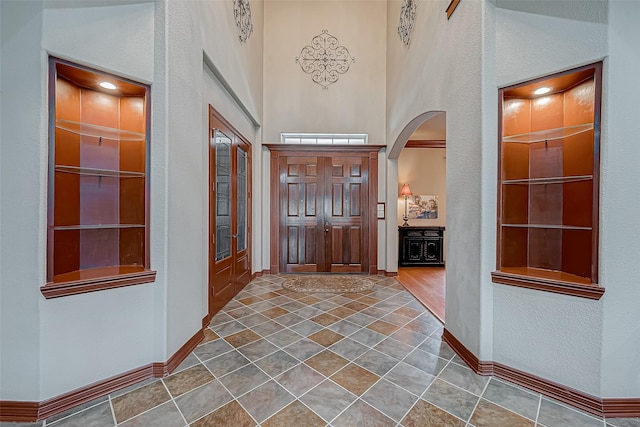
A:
424,238,441,262
405,238,425,262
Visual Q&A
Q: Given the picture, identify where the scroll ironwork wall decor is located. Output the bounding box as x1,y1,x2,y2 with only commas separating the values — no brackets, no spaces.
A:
398,0,417,46
295,30,355,89
233,0,253,43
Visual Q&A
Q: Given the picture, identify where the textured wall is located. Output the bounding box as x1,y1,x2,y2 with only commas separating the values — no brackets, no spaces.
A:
263,0,387,143
165,0,264,362
599,0,640,398
37,1,159,400
492,0,608,396
386,0,488,358
0,0,44,401
0,0,265,401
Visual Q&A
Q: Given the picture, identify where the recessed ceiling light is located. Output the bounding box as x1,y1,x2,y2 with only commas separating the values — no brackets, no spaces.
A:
99,81,117,90
534,87,551,95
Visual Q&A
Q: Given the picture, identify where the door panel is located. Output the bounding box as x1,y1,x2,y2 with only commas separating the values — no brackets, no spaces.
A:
325,157,367,272
281,156,322,272
233,142,251,291
209,107,251,319
211,128,233,315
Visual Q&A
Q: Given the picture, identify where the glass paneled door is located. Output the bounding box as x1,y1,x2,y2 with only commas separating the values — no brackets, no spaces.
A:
209,107,251,318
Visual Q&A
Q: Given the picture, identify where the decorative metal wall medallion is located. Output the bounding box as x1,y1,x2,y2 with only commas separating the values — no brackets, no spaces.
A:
398,0,417,46
295,30,355,89
233,0,253,43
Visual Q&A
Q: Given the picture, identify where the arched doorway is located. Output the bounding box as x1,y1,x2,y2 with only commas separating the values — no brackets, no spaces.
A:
389,111,447,322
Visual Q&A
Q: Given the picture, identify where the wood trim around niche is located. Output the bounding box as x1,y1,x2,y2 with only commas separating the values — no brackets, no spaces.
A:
0,317,207,422
40,270,157,299
443,328,640,418
491,271,605,300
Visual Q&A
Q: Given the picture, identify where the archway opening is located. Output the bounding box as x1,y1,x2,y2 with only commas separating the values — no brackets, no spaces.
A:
393,111,447,323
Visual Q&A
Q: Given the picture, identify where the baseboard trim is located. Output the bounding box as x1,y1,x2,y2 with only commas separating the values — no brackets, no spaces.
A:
602,398,640,418
202,314,212,329
0,401,39,422
442,328,640,418
38,364,155,420
0,318,207,422
442,329,493,375
153,324,205,378
378,270,398,277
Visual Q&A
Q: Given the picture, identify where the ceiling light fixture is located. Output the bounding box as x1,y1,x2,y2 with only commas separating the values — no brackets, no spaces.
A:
534,86,551,95
99,81,117,90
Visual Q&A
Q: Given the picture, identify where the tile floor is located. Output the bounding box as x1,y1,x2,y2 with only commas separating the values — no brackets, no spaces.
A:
3,275,639,427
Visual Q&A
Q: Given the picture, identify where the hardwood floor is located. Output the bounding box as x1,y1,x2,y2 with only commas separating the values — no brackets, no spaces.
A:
396,267,445,323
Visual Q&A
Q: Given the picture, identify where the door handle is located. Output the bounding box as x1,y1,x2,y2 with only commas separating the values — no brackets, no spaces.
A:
324,222,329,233
232,234,238,238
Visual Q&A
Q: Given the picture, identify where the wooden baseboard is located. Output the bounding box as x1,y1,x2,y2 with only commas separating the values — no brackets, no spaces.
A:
1,317,207,422
378,270,398,277
202,314,211,329
154,325,204,378
38,364,155,420
602,398,640,418
442,329,493,375
0,401,39,422
443,328,640,418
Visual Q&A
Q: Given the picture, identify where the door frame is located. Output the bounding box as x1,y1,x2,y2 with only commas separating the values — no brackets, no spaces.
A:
208,106,252,319
265,144,384,275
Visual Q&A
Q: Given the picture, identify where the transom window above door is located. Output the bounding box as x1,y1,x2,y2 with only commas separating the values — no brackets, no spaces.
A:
280,133,368,145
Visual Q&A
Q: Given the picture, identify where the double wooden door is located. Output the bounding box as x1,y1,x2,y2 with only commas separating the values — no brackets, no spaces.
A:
209,107,251,317
269,146,382,274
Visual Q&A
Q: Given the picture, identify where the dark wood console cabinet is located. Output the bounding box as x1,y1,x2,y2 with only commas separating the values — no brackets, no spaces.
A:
399,226,445,267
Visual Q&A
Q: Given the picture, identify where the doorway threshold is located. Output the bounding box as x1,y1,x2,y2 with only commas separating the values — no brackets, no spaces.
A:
396,267,445,324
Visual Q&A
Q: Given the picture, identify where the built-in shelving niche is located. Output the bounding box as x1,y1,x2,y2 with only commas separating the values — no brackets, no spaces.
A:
492,62,604,299
43,58,155,298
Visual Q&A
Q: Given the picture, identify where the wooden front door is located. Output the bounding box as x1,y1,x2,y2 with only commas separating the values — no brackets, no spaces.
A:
209,107,251,318
268,146,382,274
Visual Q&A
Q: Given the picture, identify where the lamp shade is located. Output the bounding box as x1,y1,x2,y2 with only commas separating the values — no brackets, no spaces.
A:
400,184,412,196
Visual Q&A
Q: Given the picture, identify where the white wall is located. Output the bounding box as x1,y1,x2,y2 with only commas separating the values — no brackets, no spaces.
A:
599,0,640,398
0,0,265,402
491,0,608,396
0,0,162,401
386,0,490,359
37,1,161,400
263,0,387,143
0,0,44,401
164,0,264,361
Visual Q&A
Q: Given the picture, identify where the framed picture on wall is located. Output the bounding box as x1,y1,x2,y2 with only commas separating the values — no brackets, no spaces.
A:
408,195,438,219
